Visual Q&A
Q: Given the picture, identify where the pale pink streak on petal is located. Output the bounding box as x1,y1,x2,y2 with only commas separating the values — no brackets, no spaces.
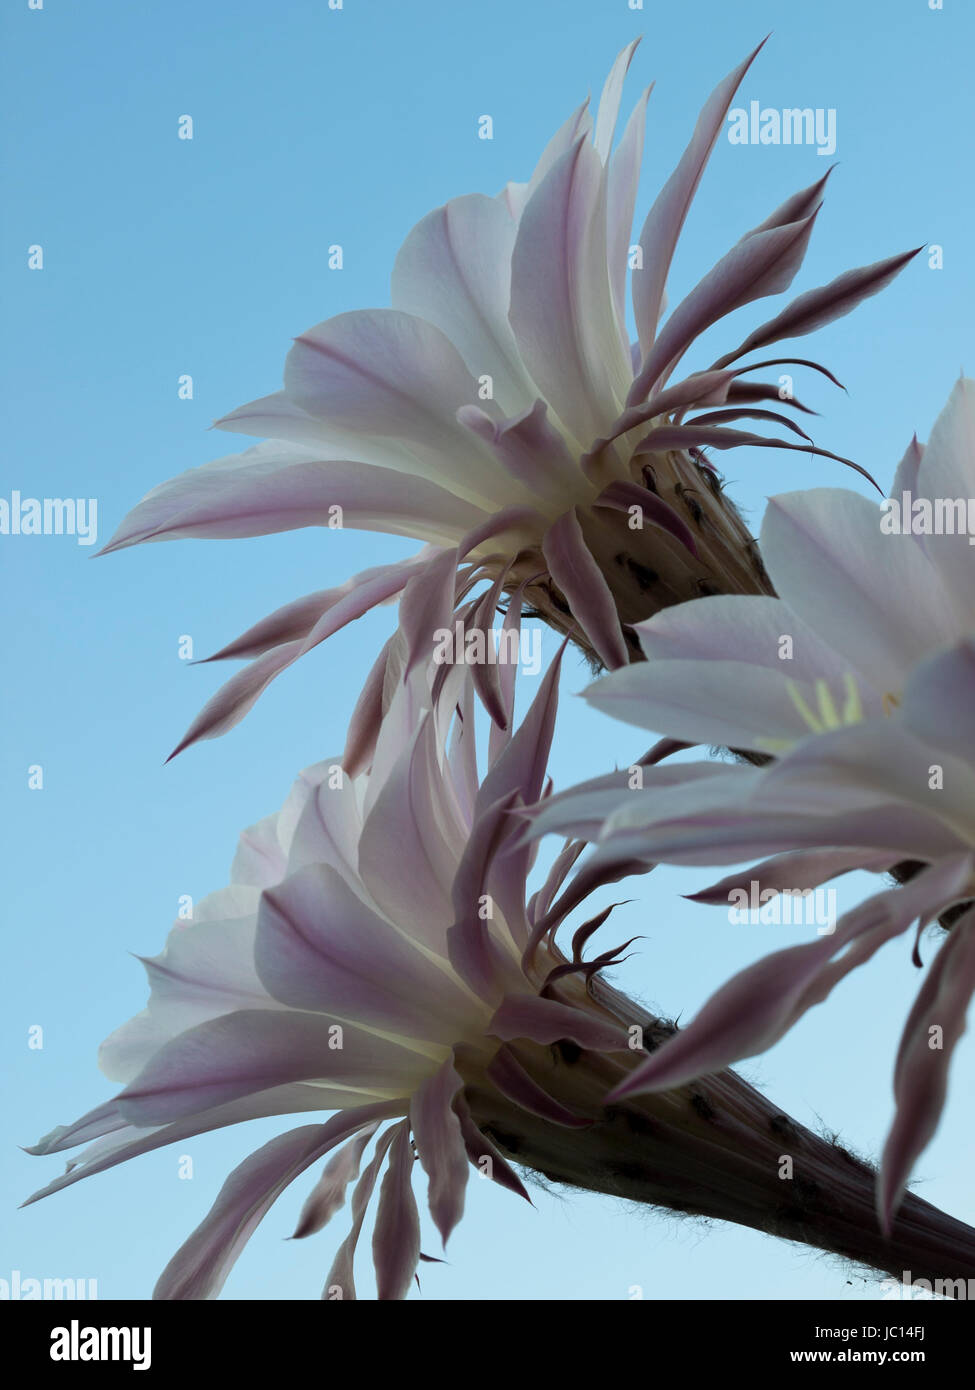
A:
201,553,433,663
256,863,474,1039
342,636,393,777
284,308,509,507
290,1123,381,1239
99,447,485,555
410,1058,470,1246
632,210,820,400
452,1092,532,1204
486,1045,592,1127
714,247,921,369
23,1086,392,1207
630,39,767,359
899,636,975,767
458,399,580,506
891,433,924,498
542,509,628,669
323,1127,397,1301
879,913,975,1230
391,193,537,416
154,1108,391,1300
358,721,468,949
489,995,630,1051
687,847,897,905
610,858,974,1102
607,84,652,342
372,1122,421,1301
509,138,627,446
115,1009,427,1126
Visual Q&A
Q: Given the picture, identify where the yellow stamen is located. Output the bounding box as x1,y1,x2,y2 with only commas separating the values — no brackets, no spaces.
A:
786,681,825,734
758,672,869,754
841,671,864,724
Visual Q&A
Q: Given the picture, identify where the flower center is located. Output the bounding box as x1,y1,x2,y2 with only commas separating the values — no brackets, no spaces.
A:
786,672,864,734
756,673,901,754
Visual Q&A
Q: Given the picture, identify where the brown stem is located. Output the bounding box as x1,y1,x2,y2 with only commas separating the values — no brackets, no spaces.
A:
465,982,975,1292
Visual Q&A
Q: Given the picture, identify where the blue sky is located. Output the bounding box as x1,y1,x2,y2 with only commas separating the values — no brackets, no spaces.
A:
3,0,974,1300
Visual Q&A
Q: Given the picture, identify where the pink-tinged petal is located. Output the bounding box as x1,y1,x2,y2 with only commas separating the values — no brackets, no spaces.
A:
166,641,305,761
686,847,896,905
290,1124,381,1239
542,509,628,669
342,636,393,777
456,503,546,562
447,791,526,998
593,38,641,162
499,100,593,222
283,768,362,886
891,432,924,499
284,309,509,507
115,1010,428,1126
634,423,875,488
24,1101,126,1156
762,702,975,829
714,247,922,369
523,760,739,845
486,1045,592,1127
607,84,652,342
489,995,630,1052
154,1108,389,1300
632,211,821,400
878,914,975,1230
584,657,830,751
736,169,834,240
591,369,735,455
452,1092,532,1204
202,554,432,663
256,863,473,1040
372,1122,421,1301
358,720,466,949
630,39,767,357
478,641,565,815
636,592,830,667
722,378,817,414
230,815,287,887
899,637,975,766
530,849,655,957
323,1127,397,1300
445,653,481,817
509,138,629,446
391,194,537,416
168,559,438,760
610,858,974,1102
911,378,975,601
467,568,513,729
212,390,426,474
213,389,337,446
24,1085,387,1207
528,840,586,926
458,399,580,506
469,645,569,945
684,407,813,440
487,581,526,766
98,911,278,1085
398,547,461,679
99,446,487,555
592,805,965,873
410,1058,469,1246
761,489,959,694
592,480,699,555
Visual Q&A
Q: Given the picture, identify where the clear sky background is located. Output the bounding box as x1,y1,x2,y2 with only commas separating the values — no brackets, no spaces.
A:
3,0,974,1301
